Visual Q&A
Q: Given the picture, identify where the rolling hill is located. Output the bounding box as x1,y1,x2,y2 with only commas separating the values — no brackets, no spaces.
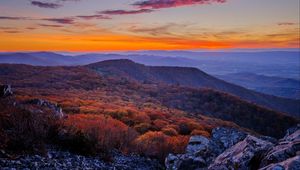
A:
0,62,298,138
87,59,300,118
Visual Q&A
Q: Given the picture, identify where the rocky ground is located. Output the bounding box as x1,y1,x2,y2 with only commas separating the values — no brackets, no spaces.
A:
0,149,162,170
165,126,300,170
1,126,299,170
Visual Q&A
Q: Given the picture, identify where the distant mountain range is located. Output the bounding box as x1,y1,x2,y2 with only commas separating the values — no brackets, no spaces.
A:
0,51,299,79
217,73,300,99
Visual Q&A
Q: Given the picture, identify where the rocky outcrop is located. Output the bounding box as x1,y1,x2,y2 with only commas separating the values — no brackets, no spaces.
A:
0,85,63,118
259,156,300,170
165,126,300,170
27,99,64,118
210,127,248,155
259,125,300,169
165,127,247,170
208,135,273,170
0,85,13,97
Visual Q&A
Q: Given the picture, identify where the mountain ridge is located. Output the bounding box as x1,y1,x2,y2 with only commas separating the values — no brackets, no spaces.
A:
217,72,300,99
87,59,300,117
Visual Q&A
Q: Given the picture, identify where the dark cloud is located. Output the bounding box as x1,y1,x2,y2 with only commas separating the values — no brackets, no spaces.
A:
265,33,293,37
42,18,75,24
0,26,20,33
0,27,15,30
76,15,111,20
42,15,110,24
132,0,227,9
3,30,21,34
0,13,108,26
39,24,64,27
278,22,297,26
99,9,154,15
26,27,37,30
31,1,62,9
0,16,28,20
30,0,81,9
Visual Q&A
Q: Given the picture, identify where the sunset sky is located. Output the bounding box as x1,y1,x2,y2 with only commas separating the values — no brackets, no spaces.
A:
0,0,299,51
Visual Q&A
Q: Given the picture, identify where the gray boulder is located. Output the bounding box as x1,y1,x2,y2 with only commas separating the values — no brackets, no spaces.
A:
284,124,300,138
27,99,64,118
260,127,300,168
259,156,300,170
165,136,211,170
208,135,273,170
211,127,247,154
186,136,210,154
0,85,13,97
165,153,206,170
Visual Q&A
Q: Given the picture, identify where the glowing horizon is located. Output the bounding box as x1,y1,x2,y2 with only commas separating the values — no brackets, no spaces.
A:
0,0,299,51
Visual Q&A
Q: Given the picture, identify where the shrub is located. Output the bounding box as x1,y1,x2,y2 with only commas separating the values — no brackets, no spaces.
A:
133,131,189,161
108,109,150,126
153,119,169,130
191,129,210,137
178,122,192,135
134,123,151,134
147,112,166,121
168,135,189,154
134,131,170,161
164,124,180,132
0,102,61,154
59,114,138,156
162,127,178,136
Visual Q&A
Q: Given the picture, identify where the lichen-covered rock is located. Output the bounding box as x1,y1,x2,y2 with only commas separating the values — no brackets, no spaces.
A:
208,135,273,170
259,156,300,170
260,127,300,168
0,85,13,97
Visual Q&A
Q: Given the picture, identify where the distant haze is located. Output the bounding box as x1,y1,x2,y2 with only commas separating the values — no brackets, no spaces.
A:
0,50,299,80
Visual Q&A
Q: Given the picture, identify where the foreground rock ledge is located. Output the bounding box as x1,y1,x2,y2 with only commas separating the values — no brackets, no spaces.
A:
165,126,300,170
